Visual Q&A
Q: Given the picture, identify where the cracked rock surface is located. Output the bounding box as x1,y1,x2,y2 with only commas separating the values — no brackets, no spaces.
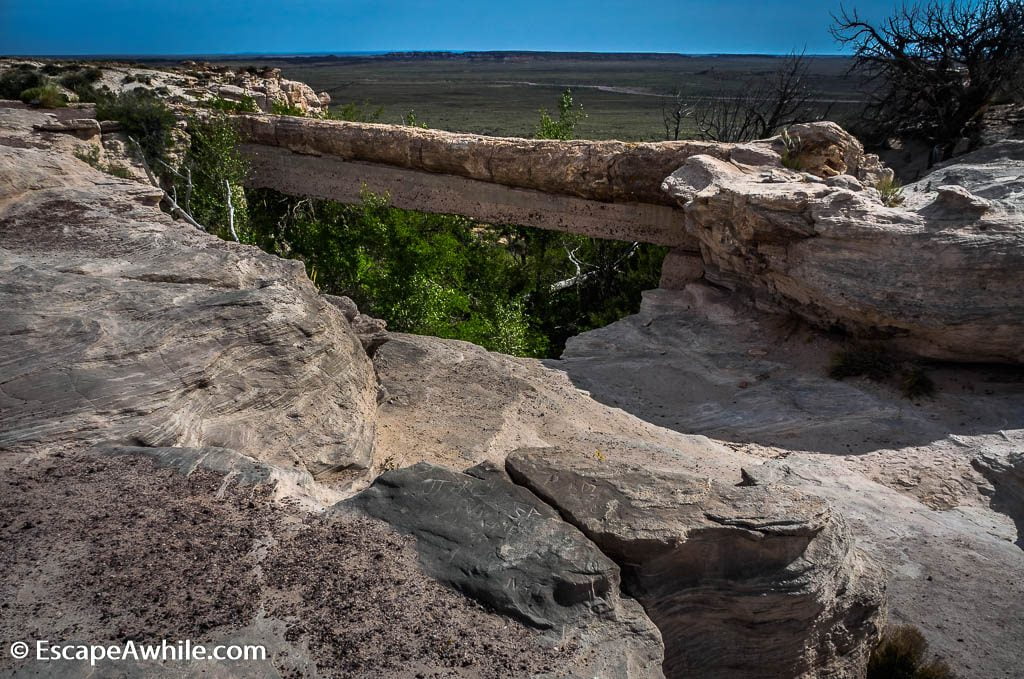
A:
505,447,884,679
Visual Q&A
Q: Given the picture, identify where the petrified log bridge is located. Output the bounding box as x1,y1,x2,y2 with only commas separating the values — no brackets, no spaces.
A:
235,114,1024,363
234,114,757,248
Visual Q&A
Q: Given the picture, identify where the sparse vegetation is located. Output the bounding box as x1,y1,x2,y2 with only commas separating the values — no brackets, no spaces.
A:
328,101,384,123
877,176,906,207
868,625,956,679
901,367,937,399
95,90,177,166
692,51,825,142
780,128,805,170
58,66,104,102
73,145,132,179
204,95,260,114
829,345,937,399
271,100,306,116
0,64,44,100
535,89,586,140
19,84,67,108
829,345,898,381
401,109,428,128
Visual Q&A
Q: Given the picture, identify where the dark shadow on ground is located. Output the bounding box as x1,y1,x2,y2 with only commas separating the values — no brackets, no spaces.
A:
549,285,1024,456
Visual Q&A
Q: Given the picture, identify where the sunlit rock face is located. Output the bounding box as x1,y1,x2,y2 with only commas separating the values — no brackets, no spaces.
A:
0,106,379,478
662,138,1024,363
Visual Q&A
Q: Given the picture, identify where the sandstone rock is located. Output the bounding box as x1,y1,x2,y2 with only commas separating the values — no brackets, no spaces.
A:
505,447,885,679
973,451,1024,548
345,460,666,677
662,140,1024,363
323,292,360,321
350,313,390,355
0,107,378,479
559,283,1024,678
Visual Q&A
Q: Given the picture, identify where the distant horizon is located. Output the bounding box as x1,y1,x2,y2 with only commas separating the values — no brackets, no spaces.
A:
0,49,855,60
0,1,897,57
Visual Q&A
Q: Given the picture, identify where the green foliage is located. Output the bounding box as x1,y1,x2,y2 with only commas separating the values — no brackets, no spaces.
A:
204,95,260,114
535,89,586,140
780,128,805,170
244,188,663,358
271,100,306,116
19,84,68,108
877,176,905,207
58,66,103,103
327,101,384,122
96,90,177,166
122,73,154,85
246,189,547,355
177,114,250,240
868,625,955,679
401,110,428,128
0,64,44,99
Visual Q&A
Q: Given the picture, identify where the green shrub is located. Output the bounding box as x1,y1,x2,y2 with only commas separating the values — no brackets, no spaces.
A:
877,176,905,207
59,66,102,91
205,95,260,114
829,345,936,400
868,625,955,679
535,89,586,140
401,109,428,128
19,84,67,108
901,367,936,399
0,66,44,99
271,100,306,116
327,101,384,123
780,128,805,170
73,145,136,180
243,188,665,358
177,113,250,240
96,90,176,166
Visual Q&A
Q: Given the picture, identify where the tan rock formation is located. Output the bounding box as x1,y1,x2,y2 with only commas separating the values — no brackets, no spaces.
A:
662,140,1024,363
0,108,377,480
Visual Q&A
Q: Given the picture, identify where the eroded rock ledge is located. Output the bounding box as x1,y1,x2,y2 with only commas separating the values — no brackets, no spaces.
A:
661,139,1024,363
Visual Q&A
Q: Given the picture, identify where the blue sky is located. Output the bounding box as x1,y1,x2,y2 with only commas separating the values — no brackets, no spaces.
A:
0,1,899,56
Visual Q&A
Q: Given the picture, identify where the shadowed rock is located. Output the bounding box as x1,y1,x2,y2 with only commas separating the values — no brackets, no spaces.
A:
505,447,886,679
344,460,666,677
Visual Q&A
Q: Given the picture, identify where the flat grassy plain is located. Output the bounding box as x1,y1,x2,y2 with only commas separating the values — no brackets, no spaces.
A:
224,53,870,141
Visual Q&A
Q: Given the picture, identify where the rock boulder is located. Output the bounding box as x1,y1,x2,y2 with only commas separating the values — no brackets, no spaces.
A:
505,447,886,679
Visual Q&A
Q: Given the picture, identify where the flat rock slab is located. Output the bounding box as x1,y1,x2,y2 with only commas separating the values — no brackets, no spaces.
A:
343,461,665,677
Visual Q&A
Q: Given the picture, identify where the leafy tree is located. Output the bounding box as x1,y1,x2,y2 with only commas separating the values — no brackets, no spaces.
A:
176,113,251,241
832,0,1024,155
535,89,587,140
245,190,549,355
